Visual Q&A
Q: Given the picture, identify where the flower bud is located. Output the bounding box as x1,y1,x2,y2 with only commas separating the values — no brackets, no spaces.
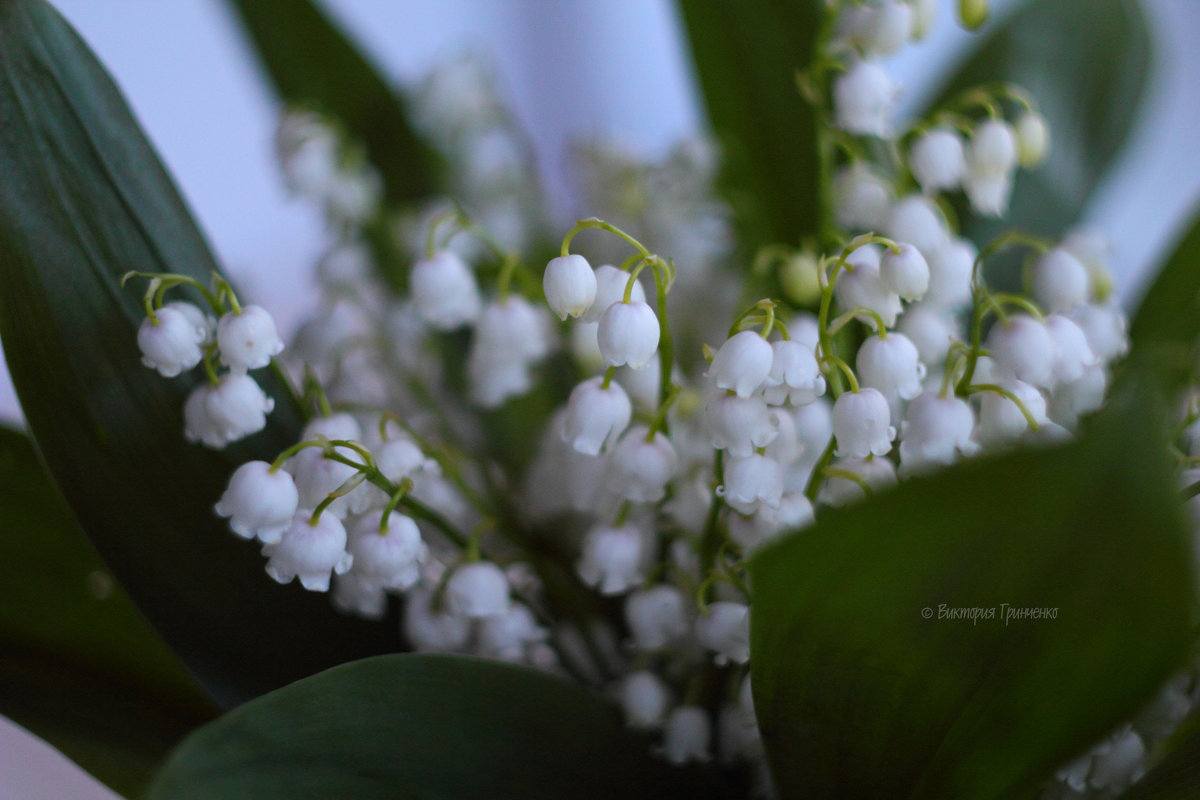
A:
624,585,689,650
583,264,644,324
880,243,931,301
597,300,660,369
543,253,597,321
852,1,914,57
445,561,510,618
411,250,482,330
909,127,966,193
1015,111,1050,167
215,461,299,543
1032,247,1089,313
563,376,633,456
138,305,206,377
216,305,285,373
856,333,926,400
833,60,896,138
833,387,895,457
706,330,774,398
959,0,989,30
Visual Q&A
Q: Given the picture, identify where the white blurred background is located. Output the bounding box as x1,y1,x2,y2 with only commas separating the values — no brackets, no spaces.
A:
2,0,1199,796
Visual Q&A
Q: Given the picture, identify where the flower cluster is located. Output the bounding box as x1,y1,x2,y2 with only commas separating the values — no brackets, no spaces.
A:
124,2,1193,795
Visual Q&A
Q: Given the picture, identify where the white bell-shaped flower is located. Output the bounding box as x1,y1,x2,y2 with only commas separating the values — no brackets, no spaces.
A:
1089,727,1145,791
884,195,949,260
719,454,784,515
215,460,299,543
624,585,689,651
305,412,362,442
205,373,275,445
570,320,605,373
1015,111,1050,167
1033,247,1089,313
1062,227,1113,293
833,163,893,232
706,393,779,457
331,572,388,620
977,380,1048,444
138,305,206,377
880,243,930,301
818,455,898,507
857,333,926,400
985,314,1056,388
183,385,224,449
445,561,510,618
833,387,895,457
477,604,545,662
606,426,677,502
375,437,437,483
618,353,661,413
264,511,352,592
852,0,913,57
543,253,597,321
1066,303,1128,364
896,303,958,365
563,377,632,455
577,523,644,595
909,127,966,193
728,492,814,554
324,163,382,224
833,60,896,137
923,238,976,309
598,300,660,369
289,449,361,519
411,250,482,330
619,671,671,730
965,119,1018,216
1045,314,1097,385
473,296,552,363
834,245,903,329
763,340,826,406
663,707,712,765
898,392,978,474
404,589,471,652
707,330,774,398
583,264,645,323
1049,364,1107,427
695,601,750,665
276,111,338,198
466,353,533,408
346,512,427,590
167,300,216,341
216,305,285,373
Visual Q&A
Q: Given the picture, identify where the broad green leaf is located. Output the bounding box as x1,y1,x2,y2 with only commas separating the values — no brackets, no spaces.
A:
0,425,216,797
222,0,440,207
147,654,731,800
750,388,1193,800
926,0,1150,277
0,0,395,707
1126,206,1200,392
675,0,823,252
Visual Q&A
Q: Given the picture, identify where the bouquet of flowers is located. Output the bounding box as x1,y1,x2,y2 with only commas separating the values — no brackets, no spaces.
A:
2,0,1199,798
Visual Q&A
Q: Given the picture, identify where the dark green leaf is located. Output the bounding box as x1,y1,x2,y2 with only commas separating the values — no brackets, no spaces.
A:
222,0,440,207
675,0,823,252
0,424,217,797
750,390,1193,800
926,0,1150,283
0,0,396,707
1125,205,1200,392
148,654,730,800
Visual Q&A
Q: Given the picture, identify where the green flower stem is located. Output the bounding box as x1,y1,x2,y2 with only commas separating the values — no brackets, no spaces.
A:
379,477,415,533
823,467,873,496
652,257,676,417
599,365,617,390
966,383,1042,431
1182,480,1200,502
122,270,223,316
697,450,726,605
560,218,651,258
804,436,838,503
825,354,860,393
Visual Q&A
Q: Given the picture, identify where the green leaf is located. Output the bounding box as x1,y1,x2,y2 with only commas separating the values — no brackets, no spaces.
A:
147,654,731,800
0,425,217,797
675,0,823,252
749,389,1194,800
222,0,440,207
926,0,1150,277
0,0,396,707
1126,206,1200,392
